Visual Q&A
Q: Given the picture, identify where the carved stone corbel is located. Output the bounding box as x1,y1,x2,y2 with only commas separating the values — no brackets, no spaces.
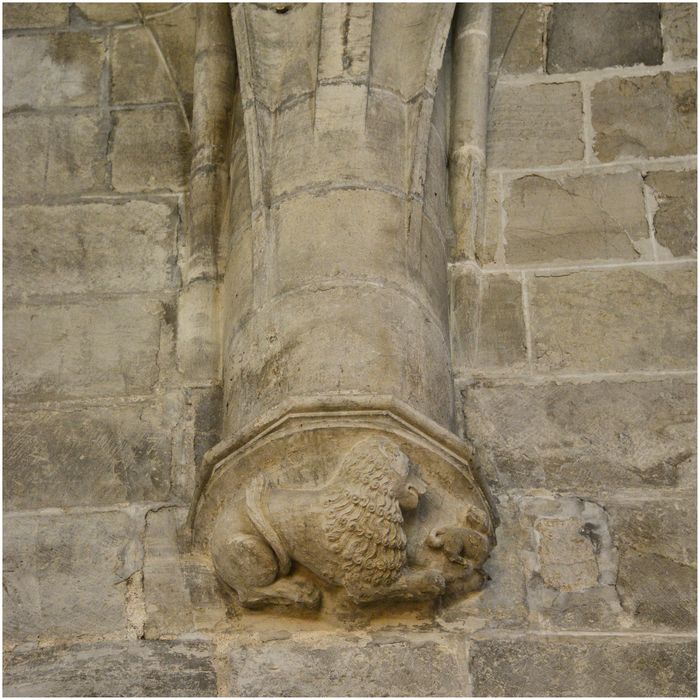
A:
185,3,496,612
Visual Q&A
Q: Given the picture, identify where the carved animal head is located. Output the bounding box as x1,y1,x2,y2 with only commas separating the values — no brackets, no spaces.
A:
324,436,427,590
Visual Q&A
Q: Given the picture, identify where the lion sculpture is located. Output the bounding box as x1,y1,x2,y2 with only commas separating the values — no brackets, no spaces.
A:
209,435,490,608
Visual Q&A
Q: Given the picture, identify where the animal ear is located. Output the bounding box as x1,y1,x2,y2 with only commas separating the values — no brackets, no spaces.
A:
376,438,409,475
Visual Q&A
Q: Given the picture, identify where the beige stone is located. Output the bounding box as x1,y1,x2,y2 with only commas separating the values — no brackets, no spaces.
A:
111,27,175,105
645,170,697,257
530,267,696,372
4,400,173,510
147,3,196,117
75,3,140,24
470,637,696,696
462,378,697,494
536,518,599,591
450,266,480,369
476,273,527,369
488,82,584,168
111,107,190,192
547,4,663,73
3,641,217,696
227,634,469,696
609,500,696,629
3,3,69,29
3,33,104,110
504,172,649,264
5,298,164,400
662,3,697,60
592,73,697,161
3,512,136,644
490,3,546,74
4,112,106,200
4,201,176,298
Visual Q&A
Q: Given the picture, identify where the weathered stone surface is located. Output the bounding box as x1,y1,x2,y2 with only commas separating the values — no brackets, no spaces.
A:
3,641,218,696
3,33,104,110
3,511,137,644
439,498,529,628
463,378,696,494
607,499,696,629
488,83,584,168
143,507,228,637
535,517,599,591
228,635,469,696
4,401,173,509
592,73,696,161
662,3,697,60
504,172,649,264
111,107,190,192
645,170,697,257
490,4,546,74
147,4,196,118
5,201,176,298
139,3,179,16
530,267,696,372
476,274,527,369
75,3,140,24
470,637,697,696
450,266,479,369
112,27,175,105
547,4,663,73
4,112,106,200
5,298,164,400
3,3,69,29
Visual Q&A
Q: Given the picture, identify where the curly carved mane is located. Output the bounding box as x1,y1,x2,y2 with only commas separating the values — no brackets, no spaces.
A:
323,437,409,590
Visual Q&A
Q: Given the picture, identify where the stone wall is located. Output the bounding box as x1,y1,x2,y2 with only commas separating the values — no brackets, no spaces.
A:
3,3,696,696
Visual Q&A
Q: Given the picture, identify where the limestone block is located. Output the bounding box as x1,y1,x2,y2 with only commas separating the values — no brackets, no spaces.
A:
3,114,48,201
3,641,218,696
3,3,68,29
462,378,697,494
370,5,451,99
4,201,177,298
645,170,697,257
535,518,599,591
450,266,479,369
147,4,196,117
143,507,228,637
111,107,190,192
227,634,469,696
241,3,321,111
317,3,372,82
267,90,405,200
504,172,649,264
592,73,696,161
223,287,452,434
111,27,175,105
477,172,502,264
476,274,527,369
439,498,529,628
3,511,136,644
3,33,104,110
220,223,253,339
470,637,696,696
547,4,663,73
419,215,450,329
75,3,140,24
273,190,406,295
139,3,179,16
490,4,546,75
488,83,584,168
662,3,697,60
5,298,164,400
4,400,173,510
530,267,696,372
4,112,107,200
608,500,696,629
